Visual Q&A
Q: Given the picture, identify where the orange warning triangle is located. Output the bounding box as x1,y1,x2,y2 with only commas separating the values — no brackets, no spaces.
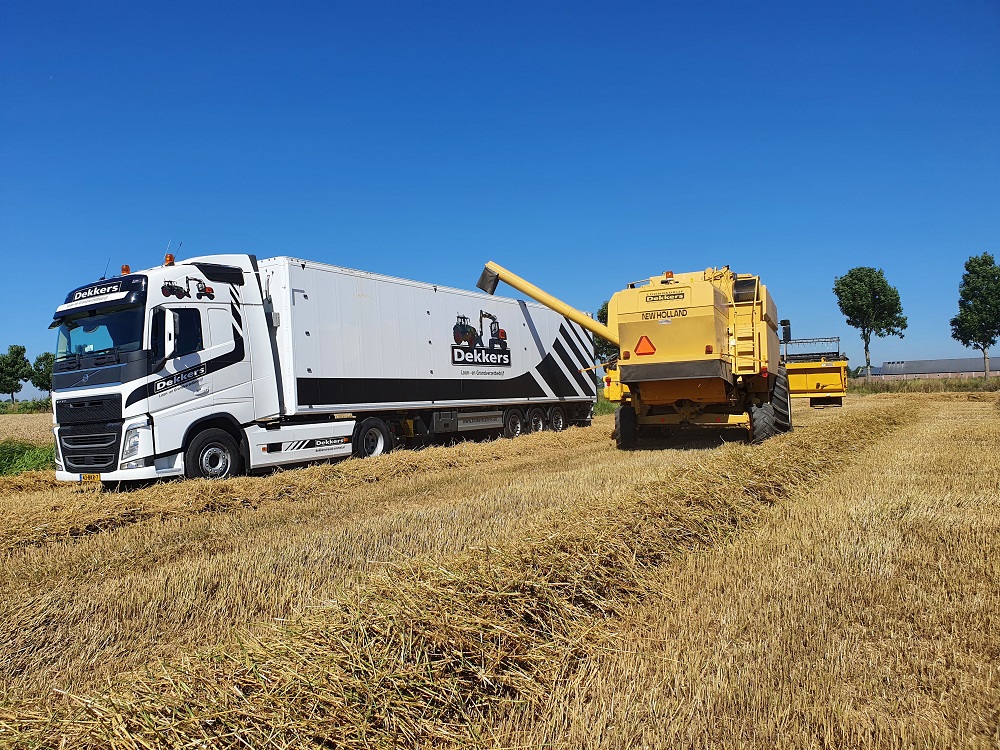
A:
634,336,656,356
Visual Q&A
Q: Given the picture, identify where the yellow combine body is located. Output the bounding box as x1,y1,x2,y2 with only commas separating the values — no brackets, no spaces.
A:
786,360,848,407
779,333,847,407
477,262,792,448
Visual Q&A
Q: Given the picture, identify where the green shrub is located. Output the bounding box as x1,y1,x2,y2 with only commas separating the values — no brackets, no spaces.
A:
0,440,55,475
0,397,52,415
594,394,616,416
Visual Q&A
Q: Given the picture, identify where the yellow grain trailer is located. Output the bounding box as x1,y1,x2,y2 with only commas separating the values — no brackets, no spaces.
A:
477,262,792,448
779,330,847,407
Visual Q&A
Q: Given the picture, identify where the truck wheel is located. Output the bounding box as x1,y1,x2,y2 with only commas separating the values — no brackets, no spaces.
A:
749,403,777,444
772,366,793,433
502,409,525,439
615,405,637,450
526,407,547,433
548,405,568,432
354,418,392,458
185,428,243,480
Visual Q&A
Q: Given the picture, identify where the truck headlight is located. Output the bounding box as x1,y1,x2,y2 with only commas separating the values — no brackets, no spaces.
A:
121,426,142,460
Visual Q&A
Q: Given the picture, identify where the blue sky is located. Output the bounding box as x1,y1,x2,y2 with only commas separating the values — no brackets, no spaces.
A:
2,1,999,395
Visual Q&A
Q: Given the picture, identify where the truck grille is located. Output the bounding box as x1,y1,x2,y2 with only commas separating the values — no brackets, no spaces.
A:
55,394,125,474
56,394,123,424
58,421,123,474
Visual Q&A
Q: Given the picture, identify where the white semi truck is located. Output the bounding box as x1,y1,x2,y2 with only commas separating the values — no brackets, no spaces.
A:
50,253,597,483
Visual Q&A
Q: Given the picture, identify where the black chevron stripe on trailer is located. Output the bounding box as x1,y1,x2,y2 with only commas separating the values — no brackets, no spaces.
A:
564,317,596,358
534,353,578,398
553,339,593,396
558,326,598,396
558,324,592,373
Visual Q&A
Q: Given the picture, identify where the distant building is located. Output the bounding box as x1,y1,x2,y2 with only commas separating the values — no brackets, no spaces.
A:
875,357,997,380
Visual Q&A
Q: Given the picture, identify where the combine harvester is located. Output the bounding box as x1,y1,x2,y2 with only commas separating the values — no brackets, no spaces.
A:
477,262,792,448
778,323,848,407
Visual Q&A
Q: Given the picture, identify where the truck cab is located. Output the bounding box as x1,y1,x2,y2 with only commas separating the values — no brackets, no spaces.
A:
50,254,278,483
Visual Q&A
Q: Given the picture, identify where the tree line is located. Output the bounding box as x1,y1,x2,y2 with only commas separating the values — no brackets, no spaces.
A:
0,347,53,403
834,252,1000,379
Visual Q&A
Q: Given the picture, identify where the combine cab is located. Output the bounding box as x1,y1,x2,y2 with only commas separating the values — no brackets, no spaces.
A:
477,262,792,448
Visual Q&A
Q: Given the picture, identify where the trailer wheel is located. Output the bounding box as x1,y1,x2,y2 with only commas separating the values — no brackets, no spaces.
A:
502,409,525,439
772,366,793,433
526,407,547,433
749,402,777,444
548,405,568,432
615,405,638,450
185,428,243,480
354,418,392,458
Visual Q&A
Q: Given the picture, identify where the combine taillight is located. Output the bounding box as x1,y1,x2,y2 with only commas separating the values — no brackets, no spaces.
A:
705,344,714,354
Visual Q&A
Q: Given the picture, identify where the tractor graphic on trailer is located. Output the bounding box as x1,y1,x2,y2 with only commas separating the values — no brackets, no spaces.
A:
453,310,508,350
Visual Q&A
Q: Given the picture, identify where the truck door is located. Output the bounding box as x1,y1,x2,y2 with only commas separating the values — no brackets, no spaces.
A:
207,305,253,423
149,304,214,441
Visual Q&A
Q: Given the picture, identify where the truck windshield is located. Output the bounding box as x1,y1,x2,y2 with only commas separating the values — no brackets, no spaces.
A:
55,306,145,361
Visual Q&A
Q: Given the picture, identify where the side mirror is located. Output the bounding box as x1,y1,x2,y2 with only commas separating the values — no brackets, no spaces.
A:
779,319,792,344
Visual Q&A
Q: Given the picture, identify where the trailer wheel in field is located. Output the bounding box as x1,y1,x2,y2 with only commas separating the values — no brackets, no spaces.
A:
749,402,777,444
354,418,392,458
772,366,793,433
502,408,525,439
185,428,243,480
614,405,637,450
548,405,568,432
526,407,547,433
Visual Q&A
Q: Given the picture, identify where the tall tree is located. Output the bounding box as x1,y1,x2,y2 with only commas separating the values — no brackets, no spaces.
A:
832,267,907,378
0,345,33,403
30,352,55,395
594,300,618,363
950,252,1000,380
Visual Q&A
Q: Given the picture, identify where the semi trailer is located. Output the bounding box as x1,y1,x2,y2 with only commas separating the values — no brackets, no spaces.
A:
49,254,596,484
477,261,792,448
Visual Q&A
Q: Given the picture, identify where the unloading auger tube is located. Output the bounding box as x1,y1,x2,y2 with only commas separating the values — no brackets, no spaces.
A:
477,261,620,347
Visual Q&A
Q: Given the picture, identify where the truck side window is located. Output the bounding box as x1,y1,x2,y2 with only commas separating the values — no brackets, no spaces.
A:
174,308,204,357
150,308,164,360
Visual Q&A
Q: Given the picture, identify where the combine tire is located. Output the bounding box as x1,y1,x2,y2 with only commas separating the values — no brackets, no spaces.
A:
749,403,777,444
502,408,525,439
772,366,793,433
526,407,547,433
354,417,392,458
615,405,638,450
185,428,243,479
548,405,567,432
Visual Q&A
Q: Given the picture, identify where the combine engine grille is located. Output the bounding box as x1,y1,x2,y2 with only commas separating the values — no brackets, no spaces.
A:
57,395,123,473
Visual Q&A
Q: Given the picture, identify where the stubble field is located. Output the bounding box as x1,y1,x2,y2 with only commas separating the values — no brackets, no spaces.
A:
0,394,996,748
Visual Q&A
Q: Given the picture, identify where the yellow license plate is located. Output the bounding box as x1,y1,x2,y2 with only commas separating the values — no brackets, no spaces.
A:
80,473,101,483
